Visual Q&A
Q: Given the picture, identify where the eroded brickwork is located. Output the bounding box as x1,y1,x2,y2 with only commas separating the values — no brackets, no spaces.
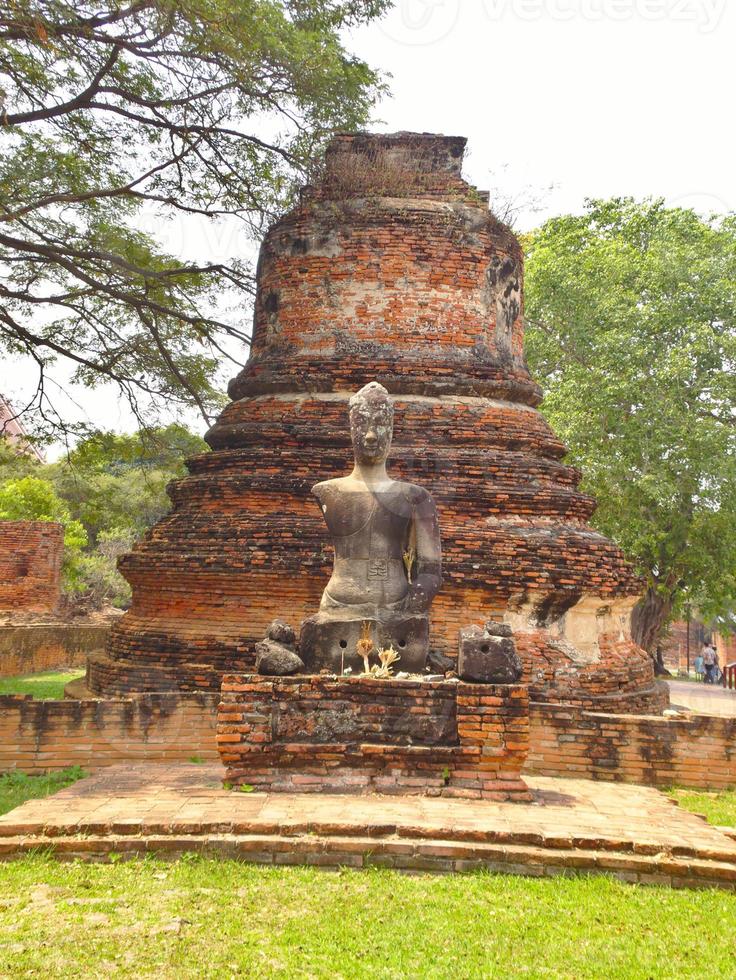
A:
218,675,531,801
0,624,109,677
0,521,63,613
528,703,736,789
0,689,728,792
91,132,658,710
515,633,668,712
0,692,219,773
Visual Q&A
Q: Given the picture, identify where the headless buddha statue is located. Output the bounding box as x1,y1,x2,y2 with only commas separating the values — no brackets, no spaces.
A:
300,382,442,673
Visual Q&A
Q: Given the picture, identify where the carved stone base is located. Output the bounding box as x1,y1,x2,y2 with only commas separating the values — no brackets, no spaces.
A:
299,612,429,674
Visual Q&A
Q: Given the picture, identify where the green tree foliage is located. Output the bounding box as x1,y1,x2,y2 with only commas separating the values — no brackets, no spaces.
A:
0,474,87,587
0,0,388,438
0,423,205,604
525,199,736,656
47,423,206,543
0,438,39,482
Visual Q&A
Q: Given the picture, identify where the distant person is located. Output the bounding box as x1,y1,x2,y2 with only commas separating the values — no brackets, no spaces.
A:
694,652,704,681
713,646,722,685
703,642,716,684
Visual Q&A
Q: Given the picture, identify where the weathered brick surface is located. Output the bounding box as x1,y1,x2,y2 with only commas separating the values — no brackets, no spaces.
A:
0,521,63,613
0,687,730,793
0,693,219,773
218,674,531,801
527,703,736,789
516,632,668,712
3,764,735,890
0,624,110,677
91,132,655,710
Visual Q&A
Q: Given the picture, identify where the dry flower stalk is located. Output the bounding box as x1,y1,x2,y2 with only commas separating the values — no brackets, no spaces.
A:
356,620,374,674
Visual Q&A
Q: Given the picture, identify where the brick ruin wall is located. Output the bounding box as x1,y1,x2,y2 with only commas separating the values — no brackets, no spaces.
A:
218,675,531,801
0,693,220,773
661,619,707,673
0,521,63,613
516,633,669,713
0,690,731,790
716,633,736,668
0,624,111,678
527,704,736,790
660,620,735,674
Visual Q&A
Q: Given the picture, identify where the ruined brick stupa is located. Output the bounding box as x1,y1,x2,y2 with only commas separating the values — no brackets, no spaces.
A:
88,132,665,713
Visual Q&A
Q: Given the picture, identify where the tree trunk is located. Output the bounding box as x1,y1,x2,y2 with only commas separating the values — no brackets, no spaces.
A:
631,587,673,676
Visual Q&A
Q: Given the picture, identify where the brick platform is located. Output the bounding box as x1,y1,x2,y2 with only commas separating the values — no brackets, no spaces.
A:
0,623,111,678
529,703,736,790
1,764,735,890
218,674,531,801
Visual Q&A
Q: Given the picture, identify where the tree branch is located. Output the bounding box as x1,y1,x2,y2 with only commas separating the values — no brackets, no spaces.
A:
3,46,120,126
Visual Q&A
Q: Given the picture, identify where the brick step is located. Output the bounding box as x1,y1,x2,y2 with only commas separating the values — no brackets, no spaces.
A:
2,810,735,865
1,831,734,890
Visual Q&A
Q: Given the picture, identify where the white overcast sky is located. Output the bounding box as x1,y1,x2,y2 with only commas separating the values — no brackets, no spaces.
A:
5,0,735,453
349,0,735,222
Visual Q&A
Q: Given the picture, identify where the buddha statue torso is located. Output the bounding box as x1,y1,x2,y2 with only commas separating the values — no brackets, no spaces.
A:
299,381,442,673
313,478,437,612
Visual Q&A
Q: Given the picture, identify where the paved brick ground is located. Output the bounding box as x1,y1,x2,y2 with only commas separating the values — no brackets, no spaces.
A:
1,764,735,889
667,680,736,717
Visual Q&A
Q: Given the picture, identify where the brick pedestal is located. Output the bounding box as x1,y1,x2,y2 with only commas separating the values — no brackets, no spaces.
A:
218,674,531,801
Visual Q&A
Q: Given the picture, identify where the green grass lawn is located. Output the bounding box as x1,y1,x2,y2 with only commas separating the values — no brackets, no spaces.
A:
0,669,84,700
0,857,734,978
2,758,735,975
666,787,736,827
0,768,86,817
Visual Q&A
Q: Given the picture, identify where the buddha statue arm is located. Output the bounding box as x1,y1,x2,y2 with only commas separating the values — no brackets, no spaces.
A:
404,490,442,613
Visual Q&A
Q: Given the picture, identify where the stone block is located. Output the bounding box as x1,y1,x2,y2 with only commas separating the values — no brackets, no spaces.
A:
427,649,455,674
266,619,296,647
458,625,522,684
255,639,304,676
299,613,429,674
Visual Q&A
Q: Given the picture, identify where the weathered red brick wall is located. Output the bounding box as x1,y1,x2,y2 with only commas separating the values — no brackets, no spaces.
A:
0,521,63,613
0,686,730,792
0,693,219,773
516,632,668,713
527,703,736,790
716,632,736,667
0,625,111,678
218,675,530,800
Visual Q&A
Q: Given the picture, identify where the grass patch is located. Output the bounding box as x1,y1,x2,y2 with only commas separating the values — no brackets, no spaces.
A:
666,786,736,827
0,768,86,817
0,669,84,700
0,858,734,977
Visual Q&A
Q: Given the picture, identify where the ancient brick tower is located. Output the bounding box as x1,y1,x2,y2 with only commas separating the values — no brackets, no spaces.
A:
88,132,665,712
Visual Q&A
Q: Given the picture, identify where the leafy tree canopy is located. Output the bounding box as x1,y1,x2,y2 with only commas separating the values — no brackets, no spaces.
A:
0,474,88,586
0,422,204,601
0,0,388,438
525,198,736,652
46,423,206,543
